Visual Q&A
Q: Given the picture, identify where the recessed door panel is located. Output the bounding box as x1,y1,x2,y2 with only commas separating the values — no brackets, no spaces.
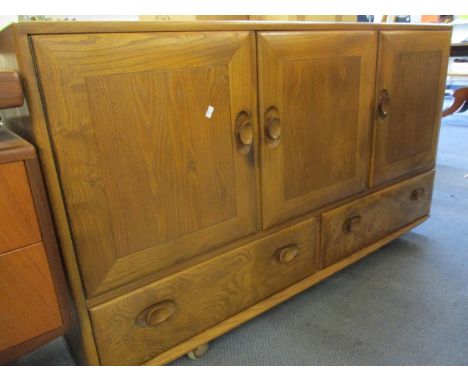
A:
258,31,377,228
370,31,451,186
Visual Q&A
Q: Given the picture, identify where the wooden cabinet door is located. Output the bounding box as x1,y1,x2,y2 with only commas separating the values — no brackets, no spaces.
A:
32,32,259,297
258,31,377,228
370,31,451,187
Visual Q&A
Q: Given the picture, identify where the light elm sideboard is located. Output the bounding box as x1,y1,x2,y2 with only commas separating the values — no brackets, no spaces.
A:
0,21,451,365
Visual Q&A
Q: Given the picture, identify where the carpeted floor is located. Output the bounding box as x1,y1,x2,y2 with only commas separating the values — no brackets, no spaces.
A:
10,109,468,366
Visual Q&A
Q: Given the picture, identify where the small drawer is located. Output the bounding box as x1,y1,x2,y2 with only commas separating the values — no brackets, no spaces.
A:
0,161,42,254
321,171,434,268
89,218,319,365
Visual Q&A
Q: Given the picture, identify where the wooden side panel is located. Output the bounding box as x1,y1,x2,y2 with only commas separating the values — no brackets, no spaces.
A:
0,161,42,253
370,31,451,186
32,32,259,297
90,218,319,365
321,170,435,267
0,243,63,352
258,31,377,228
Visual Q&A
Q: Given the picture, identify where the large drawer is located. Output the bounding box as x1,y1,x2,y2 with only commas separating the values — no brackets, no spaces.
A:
89,218,319,365
321,171,434,268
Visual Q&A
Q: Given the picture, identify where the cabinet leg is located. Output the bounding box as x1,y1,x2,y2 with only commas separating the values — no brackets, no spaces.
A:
186,343,209,360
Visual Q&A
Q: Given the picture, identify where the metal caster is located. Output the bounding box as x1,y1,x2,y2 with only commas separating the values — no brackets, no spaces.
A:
186,343,209,360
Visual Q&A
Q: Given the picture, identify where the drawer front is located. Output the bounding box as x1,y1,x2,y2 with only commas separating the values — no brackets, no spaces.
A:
321,171,434,268
0,243,63,352
0,161,42,254
89,218,319,365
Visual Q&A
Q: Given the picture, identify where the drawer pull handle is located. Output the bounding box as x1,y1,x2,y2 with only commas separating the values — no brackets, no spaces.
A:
235,111,254,154
378,89,390,119
275,245,299,264
342,215,362,234
265,106,281,148
411,187,425,201
135,300,176,328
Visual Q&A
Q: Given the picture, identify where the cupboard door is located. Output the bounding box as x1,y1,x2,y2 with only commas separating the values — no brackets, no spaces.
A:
258,31,377,228
370,31,451,187
32,32,259,297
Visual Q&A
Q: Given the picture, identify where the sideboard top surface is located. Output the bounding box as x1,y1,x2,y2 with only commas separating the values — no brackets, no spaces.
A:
4,21,452,35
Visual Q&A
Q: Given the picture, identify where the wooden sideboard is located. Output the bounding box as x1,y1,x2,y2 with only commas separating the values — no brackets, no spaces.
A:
0,21,451,365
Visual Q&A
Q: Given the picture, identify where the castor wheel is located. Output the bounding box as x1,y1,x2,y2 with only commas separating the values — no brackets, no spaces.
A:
187,343,209,360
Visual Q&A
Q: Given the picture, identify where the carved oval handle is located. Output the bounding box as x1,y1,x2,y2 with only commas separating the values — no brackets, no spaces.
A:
135,300,176,328
235,111,253,154
378,89,390,119
342,215,362,234
410,187,425,201
265,107,281,148
275,245,299,264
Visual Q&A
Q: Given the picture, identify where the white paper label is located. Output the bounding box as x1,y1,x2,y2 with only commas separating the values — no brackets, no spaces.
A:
205,105,215,119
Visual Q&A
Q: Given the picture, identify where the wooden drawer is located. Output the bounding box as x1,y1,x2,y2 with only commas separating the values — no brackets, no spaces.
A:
89,218,319,365
0,161,42,254
321,171,435,268
0,243,63,352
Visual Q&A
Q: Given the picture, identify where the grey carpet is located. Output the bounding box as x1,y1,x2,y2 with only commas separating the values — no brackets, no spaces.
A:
10,109,468,366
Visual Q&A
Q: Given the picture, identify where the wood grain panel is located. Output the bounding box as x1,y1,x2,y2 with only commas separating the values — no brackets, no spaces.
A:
370,31,451,187
32,31,259,297
321,170,435,267
283,56,361,199
258,31,377,228
85,66,235,257
90,217,319,365
0,243,62,352
0,161,42,253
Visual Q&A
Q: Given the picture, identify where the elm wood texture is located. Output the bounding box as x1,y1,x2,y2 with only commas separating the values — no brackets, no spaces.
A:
89,218,319,365
258,31,377,228
0,70,24,109
0,160,42,254
0,244,62,354
32,31,260,298
145,216,428,366
321,170,434,268
0,130,71,364
7,21,452,35
370,31,450,187
0,22,450,366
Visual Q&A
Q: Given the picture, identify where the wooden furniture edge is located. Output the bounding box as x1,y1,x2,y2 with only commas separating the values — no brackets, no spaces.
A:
144,215,429,366
0,128,35,164
24,158,72,332
5,21,452,36
0,27,101,365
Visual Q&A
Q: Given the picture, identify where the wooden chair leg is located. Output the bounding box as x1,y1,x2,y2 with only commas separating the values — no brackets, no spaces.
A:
442,87,468,117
